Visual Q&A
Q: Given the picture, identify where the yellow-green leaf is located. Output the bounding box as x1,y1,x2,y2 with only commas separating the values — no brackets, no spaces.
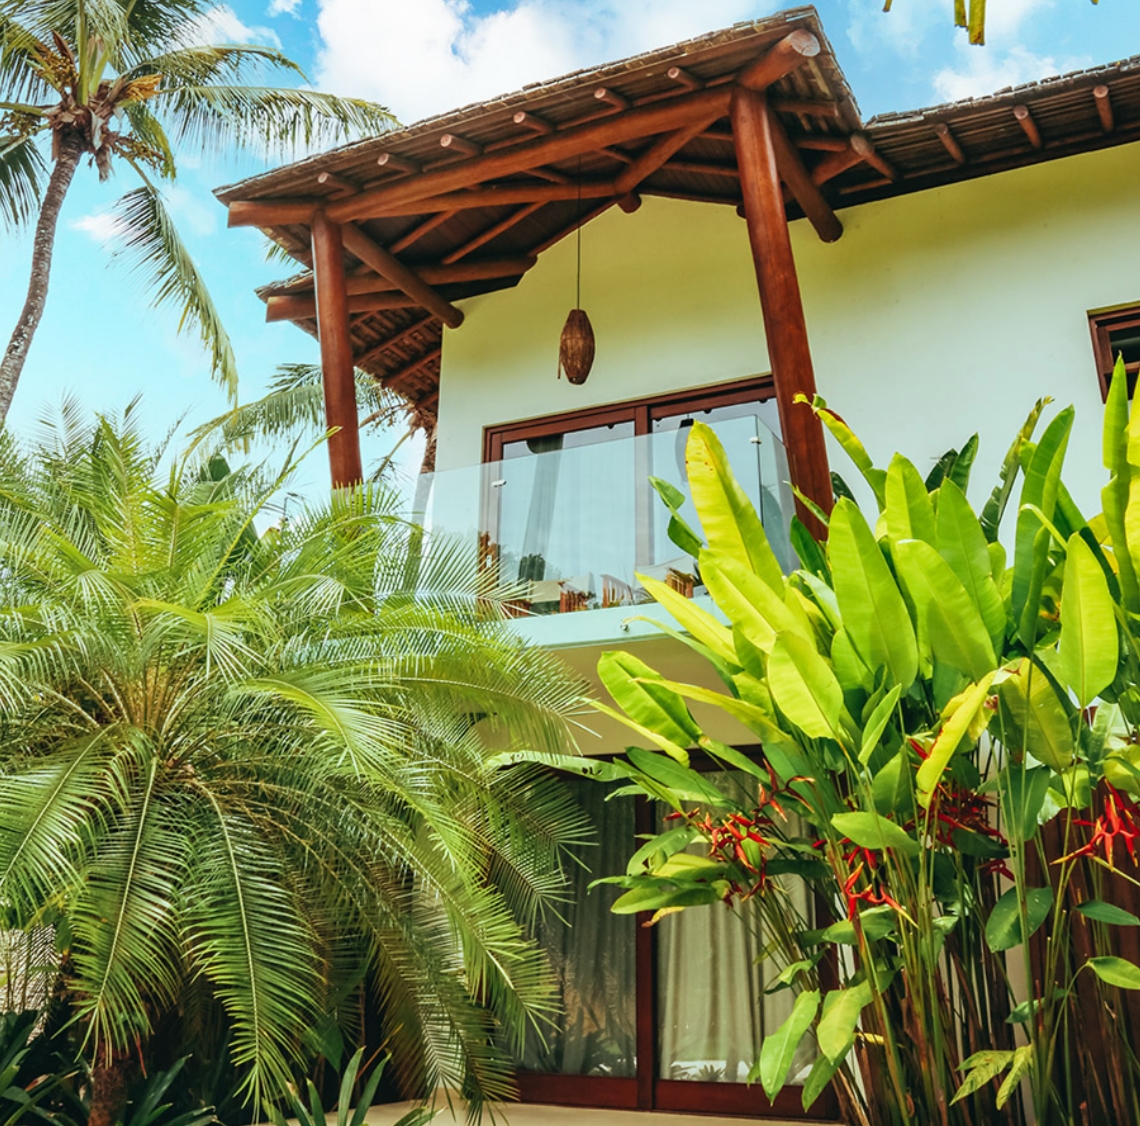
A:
768,631,844,742
998,658,1074,773
917,672,996,806
1058,533,1118,707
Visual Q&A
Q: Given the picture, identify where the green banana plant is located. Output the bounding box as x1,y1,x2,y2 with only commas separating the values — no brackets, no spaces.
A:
589,363,1140,1126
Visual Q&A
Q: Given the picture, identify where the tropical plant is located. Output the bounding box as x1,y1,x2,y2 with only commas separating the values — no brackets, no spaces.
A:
0,399,591,1126
266,1047,434,1126
0,0,395,419
584,370,1140,1126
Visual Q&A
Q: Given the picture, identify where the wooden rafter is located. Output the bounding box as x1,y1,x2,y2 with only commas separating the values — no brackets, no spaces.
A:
809,141,864,185
262,257,536,300
382,347,442,390
532,200,616,255
737,30,820,92
934,123,967,165
1014,104,1043,149
341,223,465,328
267,292,423,322
1094,84,1114,132
614,113,723,196
442,204,544,265
767,106,842,243
390,210,458,254
354,314,434,367
772,98,840,119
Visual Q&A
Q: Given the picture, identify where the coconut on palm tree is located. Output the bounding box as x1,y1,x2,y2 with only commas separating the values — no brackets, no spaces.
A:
0,0,394,421
0,401,591,1125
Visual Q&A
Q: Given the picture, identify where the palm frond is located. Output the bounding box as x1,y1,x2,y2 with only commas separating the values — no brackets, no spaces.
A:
155,85,396,159
123,42,301,85
118,101,176,179
0,130,46,229
110,185,238,402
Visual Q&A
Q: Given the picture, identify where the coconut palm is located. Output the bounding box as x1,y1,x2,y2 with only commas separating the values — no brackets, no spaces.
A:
0,400,591,1126
0,0,395,421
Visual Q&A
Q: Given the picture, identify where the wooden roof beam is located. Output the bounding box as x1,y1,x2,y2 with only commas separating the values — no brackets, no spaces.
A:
667,65,703,91
376,152,420,175
1094,84,1114,133
934,122,967,165
382,347,442,390
442,204,544,264
532,201,616,255
1014,104,1043,150
325,86,733,222
263,257,537,300
795,136,850,152
440,133,482,158
317,171,358,198
513,110,553,134
737,29,820,92
595,87,632,112
768,105,842,242
665,159,739,178
354,314,434,367
809,141,864,185
853,134,899,181
771,98,841,119
390,210,458,254
615,113,723,195
267,291,423,322
355,180,616,218
341,223,465,328
228,199,316,227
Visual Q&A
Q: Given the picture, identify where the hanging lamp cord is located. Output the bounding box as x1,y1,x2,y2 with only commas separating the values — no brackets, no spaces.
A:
575,153,582,309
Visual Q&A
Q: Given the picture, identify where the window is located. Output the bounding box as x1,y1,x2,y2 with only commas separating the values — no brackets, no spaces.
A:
1089,306,1140,400
481,379,793,616
514,767,836,1120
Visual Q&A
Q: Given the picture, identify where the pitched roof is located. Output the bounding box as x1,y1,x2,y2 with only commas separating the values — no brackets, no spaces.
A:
215,7,1140,428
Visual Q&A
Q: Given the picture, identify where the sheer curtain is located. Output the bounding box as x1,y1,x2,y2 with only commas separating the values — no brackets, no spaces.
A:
519,778,637,1077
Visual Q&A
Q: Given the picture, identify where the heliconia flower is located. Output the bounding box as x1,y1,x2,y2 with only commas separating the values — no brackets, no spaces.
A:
1058,783,1140,869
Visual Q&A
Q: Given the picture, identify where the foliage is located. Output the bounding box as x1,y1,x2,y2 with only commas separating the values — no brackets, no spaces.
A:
265,1048,434,1126
0,400,590,1120
0,0,395,406
591,365,1140,1126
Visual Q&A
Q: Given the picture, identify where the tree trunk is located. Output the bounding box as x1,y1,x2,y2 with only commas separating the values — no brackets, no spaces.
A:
87,1048,134,1126
0,133,85,424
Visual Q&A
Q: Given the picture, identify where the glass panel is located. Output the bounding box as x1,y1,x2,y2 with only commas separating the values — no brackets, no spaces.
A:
655,776,814,1086
518,778,638,1077
1108,323,1140,368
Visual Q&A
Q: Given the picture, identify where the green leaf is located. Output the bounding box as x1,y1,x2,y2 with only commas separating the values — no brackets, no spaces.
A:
951,1049,1015,1105
859,684,901,765
686,421,784,591
997,764,1052,843
894,539,996,680
636,573,738,667
917,673,996,807
802,1052,843,1111
1058,533,1118,707
626,747,729,808
598,651,701,749
699,549,802,654
819,904,898,945
754,989,819,1100
828,498,918,691
981,397,1048,542
985,886,1053,952
831,811,919,857
1088,955,1140,989
997,659,1074,773
610,882,723,915
872,750,913,817
937,479,1006,650
768,631,844,741
1076,900,1140,926
996,1045,1034,1110
649,477,704,558
799,395,887,508
885,454,936,546
817,980,872,1063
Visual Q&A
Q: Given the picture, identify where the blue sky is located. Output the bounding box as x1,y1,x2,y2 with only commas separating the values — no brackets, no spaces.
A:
1,0,1137,483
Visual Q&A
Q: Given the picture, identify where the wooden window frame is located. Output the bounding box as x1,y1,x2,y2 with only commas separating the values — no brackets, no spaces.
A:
513,749,840,1122
482,376,776,462
1089,306,1140,401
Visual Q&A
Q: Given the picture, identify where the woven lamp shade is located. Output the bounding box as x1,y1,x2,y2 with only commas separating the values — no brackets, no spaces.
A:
558,308,595,385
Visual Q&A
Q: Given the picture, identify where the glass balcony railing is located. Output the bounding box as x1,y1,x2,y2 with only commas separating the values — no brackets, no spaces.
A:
411,415,794,617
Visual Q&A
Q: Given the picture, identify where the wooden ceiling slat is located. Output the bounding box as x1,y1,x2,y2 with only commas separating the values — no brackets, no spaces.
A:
615,115,720,195
390,210,459,254
354,315,435,367
442,204,545,264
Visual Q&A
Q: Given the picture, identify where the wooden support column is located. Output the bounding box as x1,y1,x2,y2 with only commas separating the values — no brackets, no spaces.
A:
731,86,831,535
310,210,363,488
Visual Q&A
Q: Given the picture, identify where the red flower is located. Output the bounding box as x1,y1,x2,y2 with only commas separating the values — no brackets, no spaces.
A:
1058,784,1140,869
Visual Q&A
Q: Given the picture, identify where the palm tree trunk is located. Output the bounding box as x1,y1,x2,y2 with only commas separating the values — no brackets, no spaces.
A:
0,133,85,424
88,1048,134,1126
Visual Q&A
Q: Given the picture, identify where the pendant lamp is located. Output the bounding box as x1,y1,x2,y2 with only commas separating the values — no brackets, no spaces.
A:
558,167,595,385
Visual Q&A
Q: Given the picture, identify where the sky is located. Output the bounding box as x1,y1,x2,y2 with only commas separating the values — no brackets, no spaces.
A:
1,0,1138,487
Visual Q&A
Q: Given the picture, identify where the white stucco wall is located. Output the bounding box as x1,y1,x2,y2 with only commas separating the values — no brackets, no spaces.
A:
436,139,1140,519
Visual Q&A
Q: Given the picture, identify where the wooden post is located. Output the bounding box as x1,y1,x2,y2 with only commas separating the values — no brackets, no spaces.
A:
310,209,363,488
731,86,832,535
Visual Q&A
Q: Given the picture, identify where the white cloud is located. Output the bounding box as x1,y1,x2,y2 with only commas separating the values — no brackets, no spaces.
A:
182,4,280,48
312,0,772,126
932,42,1088,102
70,211,128,246
268,0,301,14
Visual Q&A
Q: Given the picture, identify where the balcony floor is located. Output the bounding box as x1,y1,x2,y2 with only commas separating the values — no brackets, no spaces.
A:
360,1102,833,1126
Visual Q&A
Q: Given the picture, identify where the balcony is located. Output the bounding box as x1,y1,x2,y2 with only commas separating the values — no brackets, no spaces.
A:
415,413,793,646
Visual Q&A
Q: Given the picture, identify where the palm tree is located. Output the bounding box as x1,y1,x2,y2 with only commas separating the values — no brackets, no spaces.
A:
0,400,591,1126
0,0,395,421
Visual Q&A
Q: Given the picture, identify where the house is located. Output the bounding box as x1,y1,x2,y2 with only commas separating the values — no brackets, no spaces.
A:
216,7,1140,1122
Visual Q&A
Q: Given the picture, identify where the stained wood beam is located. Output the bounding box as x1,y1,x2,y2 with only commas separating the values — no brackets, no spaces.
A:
382,347,442,390
809,143,864,185
768,107,842,243
355,314,434,367
615,113,721,196
737,29,820,92
317,171,358,198
853,134,899,181
595,87,631,112
228,199,317,227
442,205,544,264
667,65,703,91
376,181,616,217
1014,104,1043,150
390,210,458,254
267,291,423,323
325,87,733,222
1094,84,1114,133
600,146,634,164
264,257,537,300
617,192,642,213
731,86,831,534
665,159,739,179
441,133,482,157
934,122,967,165
340,223,465,328
376,153,420,174
513,110,554,134
532,201,616,255
771,98,841,119
795,136,850,152
310,210,362,488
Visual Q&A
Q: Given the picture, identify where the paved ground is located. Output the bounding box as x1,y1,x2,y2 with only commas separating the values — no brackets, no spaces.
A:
358,1102,830,1126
